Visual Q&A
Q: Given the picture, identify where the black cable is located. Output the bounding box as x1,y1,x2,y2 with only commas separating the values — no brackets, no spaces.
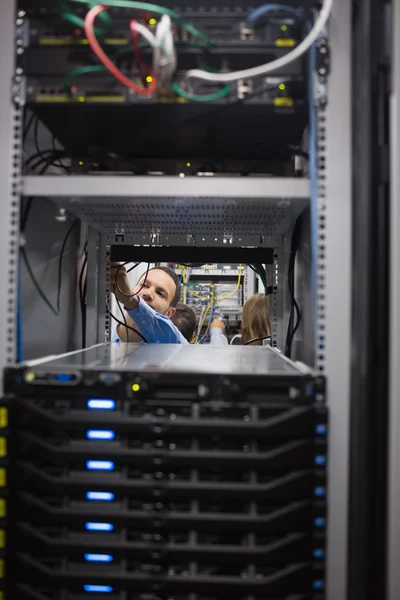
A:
114,261,149,299
79,244,88,347
20,198,33,233
115,295,130,342
107,303,148,343
57,219,78,313
244,335,271,346
23,112,35,143
285,218,302,358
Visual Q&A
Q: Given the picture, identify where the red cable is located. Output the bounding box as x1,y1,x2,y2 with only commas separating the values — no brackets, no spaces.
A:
84,4,157,96
130,19,147,86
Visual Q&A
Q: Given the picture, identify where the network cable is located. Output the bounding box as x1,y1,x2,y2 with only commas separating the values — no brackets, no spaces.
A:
184,0,333,84
84,5,158,95
68,0,215,48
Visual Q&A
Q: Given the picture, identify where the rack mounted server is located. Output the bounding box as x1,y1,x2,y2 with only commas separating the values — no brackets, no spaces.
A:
1,344,327,599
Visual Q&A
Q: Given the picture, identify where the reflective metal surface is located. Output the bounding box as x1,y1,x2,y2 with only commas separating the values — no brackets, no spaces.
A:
28,343,307,376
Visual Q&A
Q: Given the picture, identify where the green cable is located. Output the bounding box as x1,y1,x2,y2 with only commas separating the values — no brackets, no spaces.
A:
68,0,215,47
57,0,113,32
172,81,230,102
63,65,107,91
21,248,59,317
62,41,211,92
62,46,141,90
58,10,105,36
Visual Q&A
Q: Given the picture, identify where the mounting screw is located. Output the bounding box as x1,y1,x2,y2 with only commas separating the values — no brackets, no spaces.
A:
16,18,23,25
16,68,23,75
16,48,24,55
18,10,25,17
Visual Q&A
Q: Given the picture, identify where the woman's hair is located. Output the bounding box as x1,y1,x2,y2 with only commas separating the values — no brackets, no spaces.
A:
241,293,271,345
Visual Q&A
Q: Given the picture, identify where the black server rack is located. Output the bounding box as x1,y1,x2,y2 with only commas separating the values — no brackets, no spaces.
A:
1,344,327,599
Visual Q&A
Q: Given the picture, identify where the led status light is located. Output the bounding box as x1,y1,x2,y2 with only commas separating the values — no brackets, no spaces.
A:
149,18,157,25
86,430,115,440
85,522,114,532
132,383,140,392
87,399,115,410
146,76,153,83
86,460,114,471
86,491,114,501
83,585,113,593
85,554,113,562
279,83,286,90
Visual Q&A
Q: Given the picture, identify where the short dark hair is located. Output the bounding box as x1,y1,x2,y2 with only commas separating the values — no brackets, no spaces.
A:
171,304,197,342
147,266,182,307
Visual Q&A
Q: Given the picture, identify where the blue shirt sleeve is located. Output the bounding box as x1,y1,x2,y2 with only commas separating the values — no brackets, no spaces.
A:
126,298,188,345
110,325,120,342
209,327,229,345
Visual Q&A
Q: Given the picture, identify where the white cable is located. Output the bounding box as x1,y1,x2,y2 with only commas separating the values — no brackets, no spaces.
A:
154,15,176,86
131,21,158,50
184,0,333,83
230,334,242,345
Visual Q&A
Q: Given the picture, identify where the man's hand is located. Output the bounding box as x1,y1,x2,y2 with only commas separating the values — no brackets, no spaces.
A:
210,318,225,331
110,262,138,309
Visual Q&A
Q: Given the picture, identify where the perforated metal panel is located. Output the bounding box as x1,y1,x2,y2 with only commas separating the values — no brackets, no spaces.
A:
50,196,308,240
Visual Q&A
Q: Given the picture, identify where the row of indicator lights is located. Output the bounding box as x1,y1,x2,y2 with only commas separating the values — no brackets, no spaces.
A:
83,400,121,593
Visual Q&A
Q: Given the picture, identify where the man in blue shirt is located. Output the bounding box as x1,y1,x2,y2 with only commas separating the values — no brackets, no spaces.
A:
111,263,188,344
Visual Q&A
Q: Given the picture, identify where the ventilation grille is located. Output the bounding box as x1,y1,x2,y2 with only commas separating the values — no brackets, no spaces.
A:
59,196,308,238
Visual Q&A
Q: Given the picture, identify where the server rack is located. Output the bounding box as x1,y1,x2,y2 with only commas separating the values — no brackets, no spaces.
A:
0,1,354,599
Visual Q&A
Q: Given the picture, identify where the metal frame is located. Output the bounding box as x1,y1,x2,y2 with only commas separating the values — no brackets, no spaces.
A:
321,0,352,597
22,175,309,199
388,0,400,596
0,0,22,369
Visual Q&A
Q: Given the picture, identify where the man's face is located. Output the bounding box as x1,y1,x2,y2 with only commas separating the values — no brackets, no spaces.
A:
134,269,176,316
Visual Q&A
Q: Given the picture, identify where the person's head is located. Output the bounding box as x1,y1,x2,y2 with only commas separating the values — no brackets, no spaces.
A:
241,293,271,345
170,304,197,342
133,266,181,317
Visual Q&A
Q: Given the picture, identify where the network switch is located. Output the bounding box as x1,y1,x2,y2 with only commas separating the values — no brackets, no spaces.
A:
18,0,309,163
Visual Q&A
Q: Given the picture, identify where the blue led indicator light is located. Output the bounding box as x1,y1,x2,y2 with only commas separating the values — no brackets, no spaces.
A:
86,460,114,471
86,491,114,501
87,399,115,410
314,486,326,497
84,554,113,562
314,455,326,466
85,522,114,531
313,548,325,559
315,424,327,435
313,580,325,591
314,517,326,528
55,374,73,382
83,585,113,593
86,430,115,440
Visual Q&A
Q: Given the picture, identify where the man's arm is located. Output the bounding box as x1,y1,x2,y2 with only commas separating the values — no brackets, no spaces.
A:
110,262,187,344
125,298,188,344
209,318,229,345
